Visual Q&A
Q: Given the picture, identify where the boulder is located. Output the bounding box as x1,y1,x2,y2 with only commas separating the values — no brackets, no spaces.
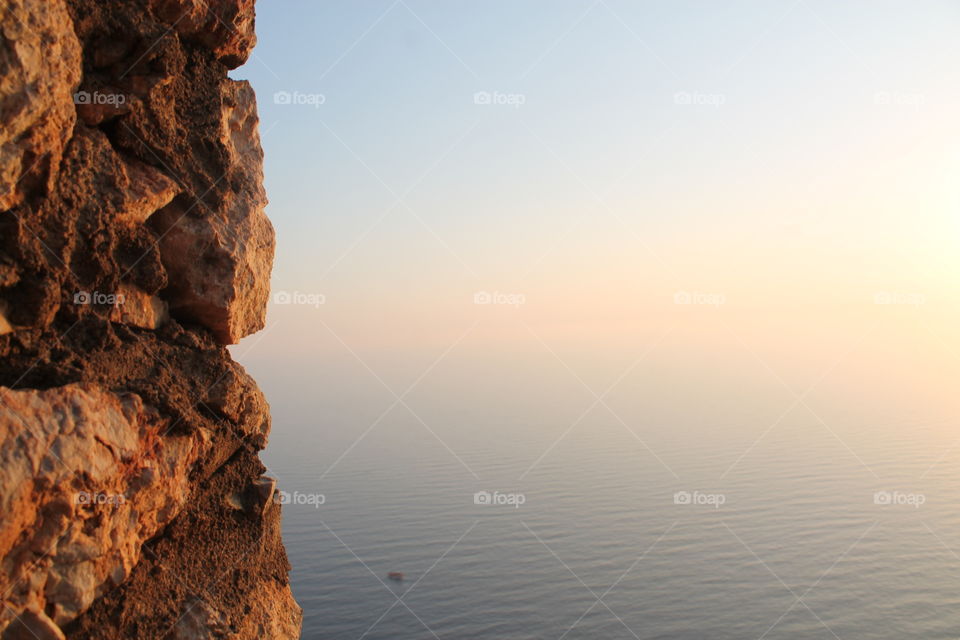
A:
2,608,65,640
114,158,180,226
149,80,274,345
108,284,169,330
0,385,211,632
147,0,257,68
0,0,81,210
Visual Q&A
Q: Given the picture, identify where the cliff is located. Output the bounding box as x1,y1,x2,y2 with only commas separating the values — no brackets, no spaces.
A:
0,0,302,638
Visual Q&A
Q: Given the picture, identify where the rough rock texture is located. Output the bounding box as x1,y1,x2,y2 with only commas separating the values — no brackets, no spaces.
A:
147,0,257,69
0,0,300,638
0,385,210,629
0,0,82,211
148,79,273,345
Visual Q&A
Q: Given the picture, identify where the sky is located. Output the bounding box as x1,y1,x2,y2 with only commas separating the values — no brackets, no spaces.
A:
229,0,960,400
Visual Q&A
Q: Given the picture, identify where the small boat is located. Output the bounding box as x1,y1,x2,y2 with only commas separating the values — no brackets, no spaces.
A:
387,572,404,581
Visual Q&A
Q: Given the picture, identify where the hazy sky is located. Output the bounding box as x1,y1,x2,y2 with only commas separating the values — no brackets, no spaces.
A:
231,0,960,384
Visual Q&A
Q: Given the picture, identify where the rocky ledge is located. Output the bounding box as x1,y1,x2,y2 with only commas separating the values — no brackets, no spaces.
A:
0,0,301,638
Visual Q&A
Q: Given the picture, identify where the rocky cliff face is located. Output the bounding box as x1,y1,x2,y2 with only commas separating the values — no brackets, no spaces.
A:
0,0,301,638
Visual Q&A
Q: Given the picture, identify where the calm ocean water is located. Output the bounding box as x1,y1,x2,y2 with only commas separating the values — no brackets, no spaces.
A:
253,340,960,640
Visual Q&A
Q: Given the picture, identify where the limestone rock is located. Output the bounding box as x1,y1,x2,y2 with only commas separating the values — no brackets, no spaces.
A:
202,359,270,445
0,0,82,210
2,608,65,640
0,385,210,632
62,449,301,640
0,0,299,636
108,284,169,329
149,80,274,345
147,0,257,68
114,158,180,225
